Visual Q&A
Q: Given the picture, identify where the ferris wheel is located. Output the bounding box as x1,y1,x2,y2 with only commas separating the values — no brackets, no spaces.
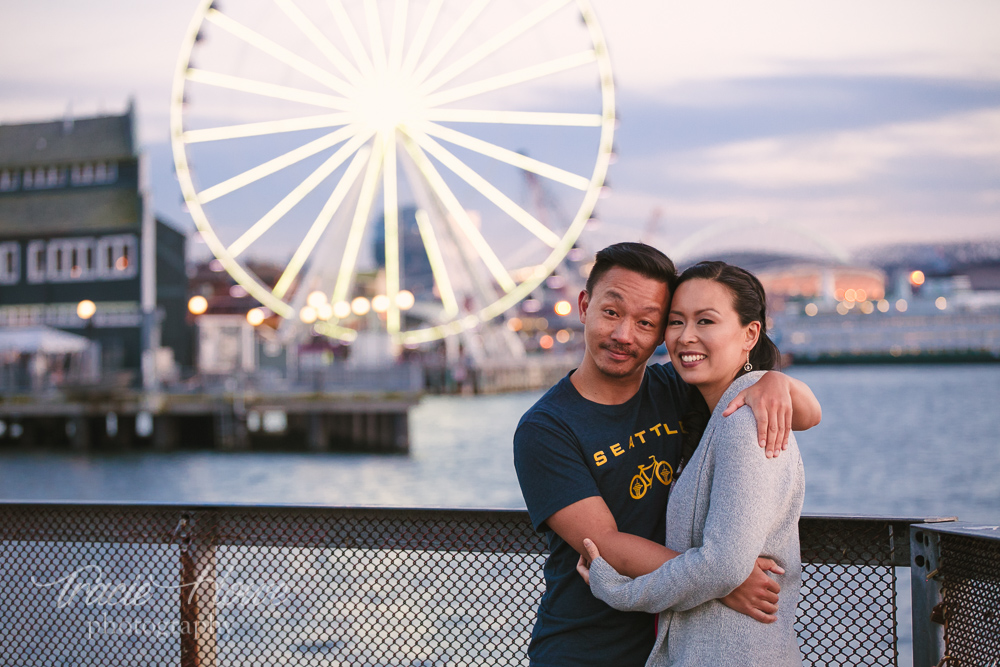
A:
170,0,615,345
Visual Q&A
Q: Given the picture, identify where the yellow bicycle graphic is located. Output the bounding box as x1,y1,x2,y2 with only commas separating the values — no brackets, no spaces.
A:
629,455,674,500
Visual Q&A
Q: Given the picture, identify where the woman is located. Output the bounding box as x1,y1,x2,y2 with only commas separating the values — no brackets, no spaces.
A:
577,261,805,666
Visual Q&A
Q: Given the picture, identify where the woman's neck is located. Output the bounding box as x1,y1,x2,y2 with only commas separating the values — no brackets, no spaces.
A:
697,370,744,413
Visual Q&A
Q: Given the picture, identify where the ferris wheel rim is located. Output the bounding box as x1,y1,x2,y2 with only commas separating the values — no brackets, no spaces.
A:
169,0,616,344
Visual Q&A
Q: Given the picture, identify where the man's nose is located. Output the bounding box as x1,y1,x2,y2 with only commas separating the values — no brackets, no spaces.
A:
611,319,635,343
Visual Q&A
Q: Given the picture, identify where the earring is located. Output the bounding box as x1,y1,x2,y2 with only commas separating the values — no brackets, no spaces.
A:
744,352,752,372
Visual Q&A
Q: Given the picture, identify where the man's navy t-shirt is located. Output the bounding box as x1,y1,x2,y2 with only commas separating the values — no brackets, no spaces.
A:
513,363,688,667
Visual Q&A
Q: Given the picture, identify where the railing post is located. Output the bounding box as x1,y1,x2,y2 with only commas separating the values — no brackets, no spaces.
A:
179,513,217,667
910,526,945,667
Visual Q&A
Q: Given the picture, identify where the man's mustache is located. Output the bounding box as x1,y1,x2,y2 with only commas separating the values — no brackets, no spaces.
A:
600,343,637,357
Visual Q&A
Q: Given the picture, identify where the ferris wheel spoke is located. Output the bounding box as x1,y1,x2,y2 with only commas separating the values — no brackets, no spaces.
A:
382,130,401,332
184,112,352,143
401,0,442,75
423,109,602,127
228,130,374,258
405,127,559,248
414,209,460,318
412,0,491,83
326,0,376,77
363,0,387,73
273,0,364,85
332,135,385,305
387,0,408,72
204,9,355,96
420,0,571,94
424,49,598,108
417,121,590,190
198,125,360,204
186,69,351,110
400,136,516,293
399,146,465,317
272,145,372,299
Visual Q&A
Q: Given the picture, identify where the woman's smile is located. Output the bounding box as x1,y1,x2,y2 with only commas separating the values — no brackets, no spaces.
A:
676,352,707,367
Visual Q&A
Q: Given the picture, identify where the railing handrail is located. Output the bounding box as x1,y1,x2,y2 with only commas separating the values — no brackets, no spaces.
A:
0,500,966,522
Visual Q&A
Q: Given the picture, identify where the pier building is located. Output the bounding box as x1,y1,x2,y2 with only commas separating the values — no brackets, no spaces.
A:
0,103,191,386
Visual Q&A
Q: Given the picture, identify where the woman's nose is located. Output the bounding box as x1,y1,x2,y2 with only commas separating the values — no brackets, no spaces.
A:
678,323,697,343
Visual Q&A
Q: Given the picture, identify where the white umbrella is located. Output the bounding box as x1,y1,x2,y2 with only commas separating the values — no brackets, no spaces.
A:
0,326,92,354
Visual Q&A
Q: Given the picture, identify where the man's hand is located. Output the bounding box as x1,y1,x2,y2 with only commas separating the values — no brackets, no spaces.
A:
723,371,793,457
720,557,784,623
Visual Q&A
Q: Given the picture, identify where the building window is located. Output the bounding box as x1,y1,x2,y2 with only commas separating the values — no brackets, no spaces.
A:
47,242,67,281
45,238,96,282
96,234,137,279
69,162,117,187
0,242,19,285
27,240,45,283
19,166,65,190
0,170,19,192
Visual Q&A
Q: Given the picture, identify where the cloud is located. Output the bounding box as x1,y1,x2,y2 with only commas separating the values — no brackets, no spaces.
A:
656,107,1000,189
587,107,1000,253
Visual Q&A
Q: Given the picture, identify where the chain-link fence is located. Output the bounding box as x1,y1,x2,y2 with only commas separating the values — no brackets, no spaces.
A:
910,523,1000,667
0,504,989,666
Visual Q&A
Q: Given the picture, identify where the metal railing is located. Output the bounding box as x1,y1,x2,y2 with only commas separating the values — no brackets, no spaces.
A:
1,503,996,666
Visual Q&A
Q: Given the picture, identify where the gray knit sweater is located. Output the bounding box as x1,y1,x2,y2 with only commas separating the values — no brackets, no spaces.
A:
589,371,804,666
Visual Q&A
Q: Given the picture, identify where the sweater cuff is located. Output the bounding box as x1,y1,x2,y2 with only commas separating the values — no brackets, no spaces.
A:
589,557,633,604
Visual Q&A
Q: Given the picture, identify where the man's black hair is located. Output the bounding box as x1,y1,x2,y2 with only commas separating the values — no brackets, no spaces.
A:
584,242,677,294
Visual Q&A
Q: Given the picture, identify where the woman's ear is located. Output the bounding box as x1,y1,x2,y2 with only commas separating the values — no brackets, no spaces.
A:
744,320,762,351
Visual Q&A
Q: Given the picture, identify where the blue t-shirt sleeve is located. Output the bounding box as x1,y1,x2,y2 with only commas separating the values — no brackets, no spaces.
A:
513,417,601,532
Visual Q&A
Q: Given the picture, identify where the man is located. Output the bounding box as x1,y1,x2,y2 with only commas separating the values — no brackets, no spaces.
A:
513,242,821,666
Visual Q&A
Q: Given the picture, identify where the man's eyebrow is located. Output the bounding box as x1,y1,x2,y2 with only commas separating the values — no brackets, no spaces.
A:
600,289,662,314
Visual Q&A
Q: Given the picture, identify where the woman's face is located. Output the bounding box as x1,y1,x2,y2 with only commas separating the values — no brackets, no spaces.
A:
665,278,760,409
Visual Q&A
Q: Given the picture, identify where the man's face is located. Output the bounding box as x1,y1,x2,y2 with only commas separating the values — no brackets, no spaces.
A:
578,266,670,381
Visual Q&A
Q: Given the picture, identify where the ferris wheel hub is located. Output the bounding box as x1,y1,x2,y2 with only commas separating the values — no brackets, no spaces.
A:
353,72,423,134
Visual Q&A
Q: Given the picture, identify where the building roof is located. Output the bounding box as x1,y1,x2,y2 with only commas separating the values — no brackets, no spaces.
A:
0,188,140,238
0,108,135,167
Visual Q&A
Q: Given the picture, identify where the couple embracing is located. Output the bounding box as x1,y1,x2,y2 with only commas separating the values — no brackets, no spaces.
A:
514,242,822,666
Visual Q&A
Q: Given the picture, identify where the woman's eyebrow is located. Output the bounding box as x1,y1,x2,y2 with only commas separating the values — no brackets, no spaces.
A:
668,307,721,316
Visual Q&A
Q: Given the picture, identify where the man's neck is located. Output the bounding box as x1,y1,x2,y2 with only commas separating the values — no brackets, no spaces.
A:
569,358,646,405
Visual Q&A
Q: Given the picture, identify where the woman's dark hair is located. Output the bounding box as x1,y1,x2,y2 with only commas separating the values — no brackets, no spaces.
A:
585,242,677,295
675,261,781,470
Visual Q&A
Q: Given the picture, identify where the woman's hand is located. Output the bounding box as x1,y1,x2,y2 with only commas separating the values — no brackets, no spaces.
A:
575,538,602,586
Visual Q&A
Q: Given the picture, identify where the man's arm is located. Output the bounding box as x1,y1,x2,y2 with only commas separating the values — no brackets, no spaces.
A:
550,495,781,621
582,408,797,618
723,371,821,456
549,496,678,576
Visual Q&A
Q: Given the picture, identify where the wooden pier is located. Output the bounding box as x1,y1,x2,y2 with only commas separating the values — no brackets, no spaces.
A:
0,388,419,453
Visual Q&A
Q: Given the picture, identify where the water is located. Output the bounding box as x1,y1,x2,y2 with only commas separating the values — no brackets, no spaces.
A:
2,364,997,523
2,364,999,666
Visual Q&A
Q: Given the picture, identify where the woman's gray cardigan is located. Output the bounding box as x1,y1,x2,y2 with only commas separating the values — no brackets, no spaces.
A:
589,371,805,666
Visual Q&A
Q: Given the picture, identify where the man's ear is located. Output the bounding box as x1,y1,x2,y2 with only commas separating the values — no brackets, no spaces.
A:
578,290,590,324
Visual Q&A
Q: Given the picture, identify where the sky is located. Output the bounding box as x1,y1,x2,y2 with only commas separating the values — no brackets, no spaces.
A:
2,0,999,265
